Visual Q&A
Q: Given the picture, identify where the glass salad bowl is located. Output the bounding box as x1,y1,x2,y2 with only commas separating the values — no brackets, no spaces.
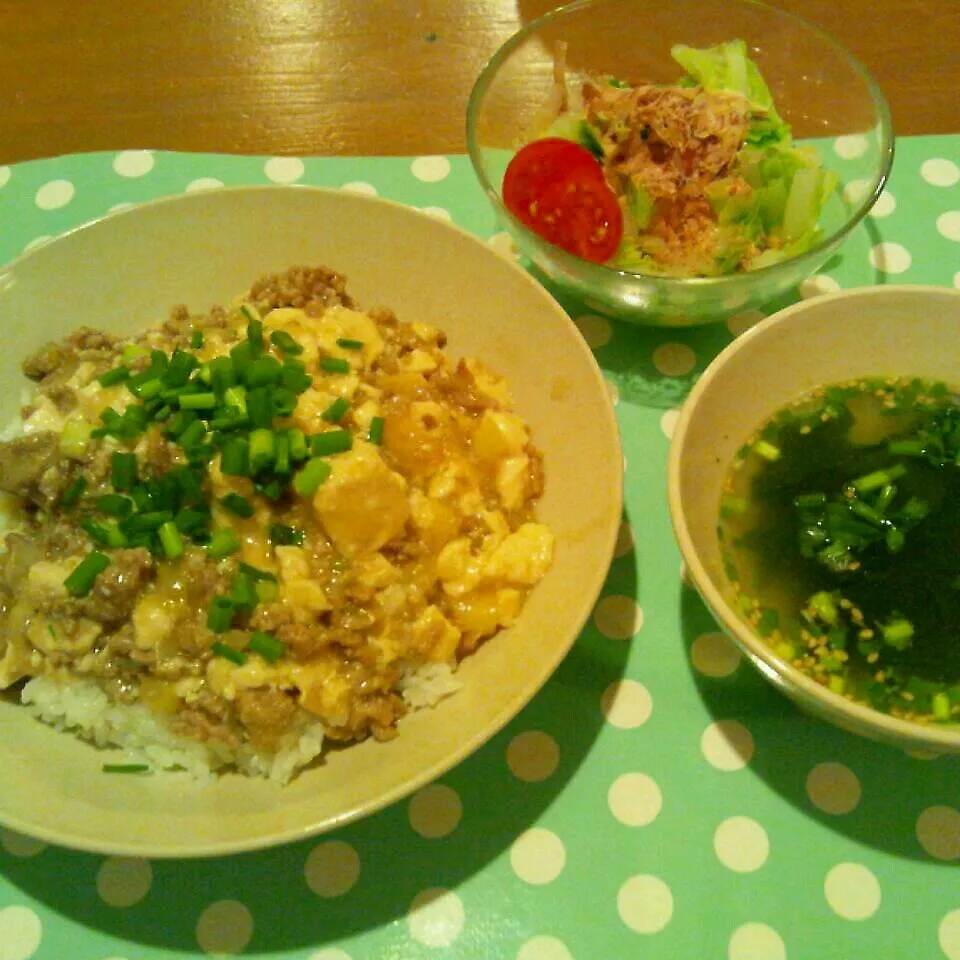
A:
466,0,894,327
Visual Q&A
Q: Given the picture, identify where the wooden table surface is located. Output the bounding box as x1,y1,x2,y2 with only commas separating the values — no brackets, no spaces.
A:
1,0,957,166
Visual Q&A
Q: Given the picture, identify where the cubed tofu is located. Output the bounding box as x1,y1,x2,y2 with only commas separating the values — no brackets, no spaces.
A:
473,410,529,462
484,523,554,586
316,306,384,369
313,441,409,557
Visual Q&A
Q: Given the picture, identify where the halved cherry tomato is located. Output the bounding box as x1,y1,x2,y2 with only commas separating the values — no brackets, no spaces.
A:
502,138,623,264
503,138,605,224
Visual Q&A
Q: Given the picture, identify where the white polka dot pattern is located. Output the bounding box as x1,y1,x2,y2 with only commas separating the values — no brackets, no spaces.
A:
728,922,787,960
97,857,153,907
593,595,644,639
824,863,881,920
617,875,674,934
0,905,42,960
806,762,861,815
608,773,663,827
407,888,464,947
517,934,574,960
113,150,155,178
305,841,361,897
507,730,560,782
510,828,566,885
35,179,75,210
602,680,653,729
264,156,305,183
916,806,960,860
714,817,769,872
701,720,755,771
411,156,451,182
408,784,462,839
196,900,253,955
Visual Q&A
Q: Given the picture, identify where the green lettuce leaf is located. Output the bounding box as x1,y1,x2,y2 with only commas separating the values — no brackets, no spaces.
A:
671,39,791,145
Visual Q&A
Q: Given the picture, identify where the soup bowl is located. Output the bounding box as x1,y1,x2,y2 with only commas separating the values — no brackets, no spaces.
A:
669,285,960,754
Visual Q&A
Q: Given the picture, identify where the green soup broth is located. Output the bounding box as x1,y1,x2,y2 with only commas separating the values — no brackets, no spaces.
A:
719,375,960,725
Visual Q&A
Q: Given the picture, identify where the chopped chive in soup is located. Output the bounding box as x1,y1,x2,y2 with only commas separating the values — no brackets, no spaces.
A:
719,376,960,724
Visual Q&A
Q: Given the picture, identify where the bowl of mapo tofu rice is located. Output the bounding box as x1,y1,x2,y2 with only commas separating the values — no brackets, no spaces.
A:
0,186,622,856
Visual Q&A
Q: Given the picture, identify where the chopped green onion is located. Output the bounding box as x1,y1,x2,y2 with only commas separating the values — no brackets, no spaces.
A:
881,617,915,650
336,337,364,350
288,428,308,462
230,340,254,374
793,492,826,509
178,392,217,410
888,438,926,456
220,438,250,476
322,397,350,424
311,429,352,457
320,356,350,374
110,453,137,490
753,440,781,462
207,528,242,559
270,329,304,355
269,523,304,546
190,329,204,349
220,493,254,519
81,517,128,549
158,521,185,560
207,599,238,634
248,429,276,474
174,508,211,536
63,552,110,597
368,416,385,446
255,579,279,603
135,378,164,401
933,691,952,722
122,343,150,363
244,356,283,389
274,432,291,475
60,476,87,508
247,631,285,663
59,418,93,459
280,362,313,394
885,525,905,553
96,494,133,519
237,562,277,582
271,388,297,417
97,366,130,388
102,763,150,774
124,510,174,534
849,463,908,494
208,356,237,394
240,302,262,326
223,385,248,417
211,639,246,663
247,387,273,429
230,571,258,611
293,457,332,497
178,418,208,450
164,349,199,387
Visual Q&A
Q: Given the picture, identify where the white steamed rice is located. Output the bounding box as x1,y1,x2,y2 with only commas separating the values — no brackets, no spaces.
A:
20,661,461,784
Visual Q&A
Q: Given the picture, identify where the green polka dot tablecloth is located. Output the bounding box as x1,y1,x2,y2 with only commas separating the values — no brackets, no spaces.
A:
0,137,959,960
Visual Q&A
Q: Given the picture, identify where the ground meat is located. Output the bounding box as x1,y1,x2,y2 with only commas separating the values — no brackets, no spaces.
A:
0,432,62,501
235,687,299,751
0,532,44,598
249,266,356,315
138,431,182,474
76,548,155,625
172,700,240,750
432,360,497,413
22,342,71,381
